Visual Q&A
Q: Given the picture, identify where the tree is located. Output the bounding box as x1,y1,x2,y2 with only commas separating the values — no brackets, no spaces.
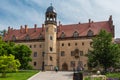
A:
0,54,20,77
0,37,32,69
13,45,32,69
88,30,120,71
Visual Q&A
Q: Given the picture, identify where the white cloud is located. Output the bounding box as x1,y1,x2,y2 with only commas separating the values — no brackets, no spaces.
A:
0,0,120,38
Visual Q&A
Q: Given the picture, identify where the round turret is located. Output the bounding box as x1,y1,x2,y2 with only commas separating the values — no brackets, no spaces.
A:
45,4,57,25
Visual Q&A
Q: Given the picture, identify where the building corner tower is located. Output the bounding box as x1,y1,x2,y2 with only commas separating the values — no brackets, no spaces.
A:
44,4,57,70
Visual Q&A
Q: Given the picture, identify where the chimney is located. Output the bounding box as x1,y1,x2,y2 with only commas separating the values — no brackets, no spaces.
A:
109,15,112,21
89,19,91,23
20,25,23,33
25,25,28,33
58,21,62,32
109,15,113,25
42,24,44,32
88,19,91,27
8,26,10,33
34,24,37,32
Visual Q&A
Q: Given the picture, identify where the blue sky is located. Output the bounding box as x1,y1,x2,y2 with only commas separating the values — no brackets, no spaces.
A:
0,0,120,38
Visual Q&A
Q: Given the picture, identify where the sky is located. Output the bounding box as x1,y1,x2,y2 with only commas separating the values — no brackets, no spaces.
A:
0,0,120,38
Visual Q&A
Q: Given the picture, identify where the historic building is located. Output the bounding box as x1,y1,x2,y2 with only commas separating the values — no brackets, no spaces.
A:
3,5,114,71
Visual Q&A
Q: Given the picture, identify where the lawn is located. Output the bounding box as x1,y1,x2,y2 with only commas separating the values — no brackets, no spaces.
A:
0,70,39,80
106,72,120,78
84,72,120,80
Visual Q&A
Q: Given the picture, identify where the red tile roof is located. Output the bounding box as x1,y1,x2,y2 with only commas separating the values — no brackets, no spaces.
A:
3,18,114,41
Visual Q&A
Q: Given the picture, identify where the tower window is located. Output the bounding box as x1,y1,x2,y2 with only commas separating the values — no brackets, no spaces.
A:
82,42,84,46
50,56,53,61
50,47,53,52
61,43,64,46
50,36,53,40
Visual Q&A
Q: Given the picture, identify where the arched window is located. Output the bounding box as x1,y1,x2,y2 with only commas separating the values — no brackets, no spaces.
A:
25,34,30,40
87,30,93,37
60,32,66,38
12,35,16,41
73,31,79,38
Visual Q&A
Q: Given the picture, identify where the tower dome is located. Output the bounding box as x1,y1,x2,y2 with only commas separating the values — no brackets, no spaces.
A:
45,4,57,25
46,5,56,13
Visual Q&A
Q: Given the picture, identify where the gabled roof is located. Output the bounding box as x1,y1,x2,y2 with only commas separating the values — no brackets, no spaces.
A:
57,21,114,38
3,17,114,42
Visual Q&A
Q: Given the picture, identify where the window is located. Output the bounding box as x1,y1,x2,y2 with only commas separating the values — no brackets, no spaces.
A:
34,52,37,57
71,61,75,67
61,51,65,56
12,35,16,41
80,51,83,56
50,56,53,61
34,62,37,66
42,52,45,57
71,51,74,56
78,61,83,66
60,32,65,38
75,43,77,46
73,31,79,38
29,45,32,48
39,34,43,39
87,30,93,37
25,34,30,40
68,43,70,46
50,36,53,40
61,43,64,46
50,47,53,52
82,42,84,46
34,45,36,48
39,45,42,48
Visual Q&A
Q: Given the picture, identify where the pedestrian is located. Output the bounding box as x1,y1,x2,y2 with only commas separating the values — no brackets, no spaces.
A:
55,66,58,72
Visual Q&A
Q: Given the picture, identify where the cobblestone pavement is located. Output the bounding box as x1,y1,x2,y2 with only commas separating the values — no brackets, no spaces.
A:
28,71,73,80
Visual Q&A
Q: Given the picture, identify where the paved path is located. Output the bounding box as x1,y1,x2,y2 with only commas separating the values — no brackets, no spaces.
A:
28,71,73,80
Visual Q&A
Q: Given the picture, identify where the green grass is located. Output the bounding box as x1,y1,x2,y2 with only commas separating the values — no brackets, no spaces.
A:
106,72,120,78
84,72,120,80
0,70,39,80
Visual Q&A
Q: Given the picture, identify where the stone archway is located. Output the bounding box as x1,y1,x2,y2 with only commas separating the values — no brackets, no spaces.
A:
62,63,68,71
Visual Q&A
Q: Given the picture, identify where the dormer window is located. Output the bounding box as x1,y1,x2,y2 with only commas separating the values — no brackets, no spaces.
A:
60,32,65,38
39,33,43,39
25,34,30,40
87,30,94,37
73,31,79,38
12,35,16,41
